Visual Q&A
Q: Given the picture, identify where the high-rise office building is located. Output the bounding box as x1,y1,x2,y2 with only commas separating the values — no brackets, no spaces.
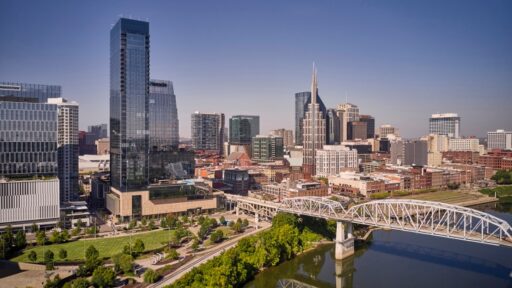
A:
336,103,359,141
49,98,79,202
252,135,284,162
270,129,294,148
191,112,225,154
0,82,61,103
0,95,60,229
429,113,460,138
149,80,179,149
348,121,368,140
487,130,512,150
326,108,340,144
110,18,150,191
295,91,327,146
88,124,108,139
302,66,326,177
359,115,375,139
229,115,260,145
404,140,428,166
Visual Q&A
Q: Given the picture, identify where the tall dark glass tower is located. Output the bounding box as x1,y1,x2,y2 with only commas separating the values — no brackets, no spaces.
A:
110,18,150,191
229,115,260,145
149,80,179,149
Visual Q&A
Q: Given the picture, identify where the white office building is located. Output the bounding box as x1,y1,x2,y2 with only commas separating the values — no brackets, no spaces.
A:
487,130,512,150
448,138,480,152
315,145,358,177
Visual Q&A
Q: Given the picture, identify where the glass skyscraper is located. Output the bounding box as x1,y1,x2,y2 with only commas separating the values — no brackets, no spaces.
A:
0,82,61,103
149,80,179,149
429,113,460,138
295,91,326,146
110,18,150,191
229,115,260,145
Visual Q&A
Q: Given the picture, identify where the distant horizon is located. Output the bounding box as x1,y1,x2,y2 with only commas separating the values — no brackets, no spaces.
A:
1,1,511,138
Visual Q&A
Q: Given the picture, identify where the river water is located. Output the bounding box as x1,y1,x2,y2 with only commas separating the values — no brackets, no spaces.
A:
246,202,512,288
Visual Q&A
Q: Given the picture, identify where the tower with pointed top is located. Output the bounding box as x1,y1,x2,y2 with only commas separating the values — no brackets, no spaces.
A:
302,64,326,178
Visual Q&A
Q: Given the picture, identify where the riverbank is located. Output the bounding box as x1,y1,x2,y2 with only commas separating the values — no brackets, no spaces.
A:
167,213,335,288
399,189,498,207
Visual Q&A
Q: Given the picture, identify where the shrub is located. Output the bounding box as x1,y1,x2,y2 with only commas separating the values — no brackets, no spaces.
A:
28,250,37,262
91,266,116,288
143,268,160,283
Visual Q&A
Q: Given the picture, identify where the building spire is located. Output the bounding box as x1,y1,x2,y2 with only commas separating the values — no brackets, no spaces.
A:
311,62,318,104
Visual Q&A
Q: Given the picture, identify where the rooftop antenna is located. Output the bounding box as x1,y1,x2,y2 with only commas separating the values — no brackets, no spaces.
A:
345,92,348,104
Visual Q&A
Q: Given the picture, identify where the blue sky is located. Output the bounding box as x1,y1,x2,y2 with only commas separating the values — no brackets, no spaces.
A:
1,0,511,138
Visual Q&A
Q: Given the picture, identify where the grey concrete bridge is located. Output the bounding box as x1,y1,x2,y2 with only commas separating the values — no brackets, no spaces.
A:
225,194,512,259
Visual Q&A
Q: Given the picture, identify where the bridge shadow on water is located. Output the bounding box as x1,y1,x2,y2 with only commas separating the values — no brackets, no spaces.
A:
369,240,512,278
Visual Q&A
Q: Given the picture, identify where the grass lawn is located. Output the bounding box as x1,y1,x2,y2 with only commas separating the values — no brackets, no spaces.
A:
480,185,512,198
401,190,482,204
12,229,173,263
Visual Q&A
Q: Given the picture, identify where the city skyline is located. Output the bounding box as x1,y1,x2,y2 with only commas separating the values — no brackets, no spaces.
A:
1,1,512,138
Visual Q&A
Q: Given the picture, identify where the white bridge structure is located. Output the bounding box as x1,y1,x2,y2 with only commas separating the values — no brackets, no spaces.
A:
225,194,512,259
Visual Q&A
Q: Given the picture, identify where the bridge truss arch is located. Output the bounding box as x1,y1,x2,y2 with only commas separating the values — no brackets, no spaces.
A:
279,196,347,219
345,199,512,246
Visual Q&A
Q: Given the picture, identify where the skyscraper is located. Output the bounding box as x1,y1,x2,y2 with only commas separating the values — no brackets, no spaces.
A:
326,108,340,144
48,98,79,202
270,129,294,147
191,112,225,155
336,103,359,141
149,80,179,149
429,113,460,138
252,135,284,162
302,65,326,177
229,115,260,145
295,91,327,146
359,115,375,139
110,18,150,191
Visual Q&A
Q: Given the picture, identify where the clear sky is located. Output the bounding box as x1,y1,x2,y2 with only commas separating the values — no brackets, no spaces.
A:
1,0,511,138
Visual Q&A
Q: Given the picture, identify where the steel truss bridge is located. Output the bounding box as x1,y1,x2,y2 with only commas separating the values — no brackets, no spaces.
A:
226,195,512,254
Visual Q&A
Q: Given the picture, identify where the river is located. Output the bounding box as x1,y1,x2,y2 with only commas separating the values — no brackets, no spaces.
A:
246,201,512,288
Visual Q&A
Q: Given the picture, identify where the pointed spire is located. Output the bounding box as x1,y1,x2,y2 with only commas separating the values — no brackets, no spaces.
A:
311,62,318,104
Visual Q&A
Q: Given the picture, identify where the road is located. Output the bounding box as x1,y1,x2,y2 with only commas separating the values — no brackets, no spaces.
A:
148,224,270,288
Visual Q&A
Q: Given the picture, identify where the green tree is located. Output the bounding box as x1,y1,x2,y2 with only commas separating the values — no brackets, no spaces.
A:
50,230,62,243
219,216,226,225
77,245,102,276
132,239,145,256
198,225,209,240
44,250,54,270
28,250,37,262
128,219,137,230
148,219,156,230
69,278,89,288
242,219,249,228
31,223,39,233
112,253,133,274
232,221,243,233
141,217,148,227
14,230,26,249
143,268,160,284
91,266,116,288
59,248,67,260
43,275,61,288
210,230,224,243
166,248,179,260
36,230,47,246
191,238,200,251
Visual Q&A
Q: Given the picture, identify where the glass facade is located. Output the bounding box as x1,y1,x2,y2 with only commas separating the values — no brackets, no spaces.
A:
149,80,179,149
110,18,150,191
0,100,58,177
0,82,61,103
294,91,326,145
191,112,225,154
229,115,260,145
429,114,460,138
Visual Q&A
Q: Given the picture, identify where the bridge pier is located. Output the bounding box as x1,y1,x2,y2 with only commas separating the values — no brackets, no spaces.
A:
335,221,354,260
255,213,259,229
235,206,239,216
